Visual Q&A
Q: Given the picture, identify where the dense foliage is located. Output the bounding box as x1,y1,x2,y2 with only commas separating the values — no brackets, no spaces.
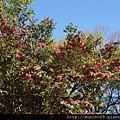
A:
0,0,120,114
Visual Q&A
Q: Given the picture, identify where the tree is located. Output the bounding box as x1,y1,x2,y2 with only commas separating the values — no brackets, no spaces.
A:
0,0,56,114
58,25,120,114
0,0,120,114
50,23,120,114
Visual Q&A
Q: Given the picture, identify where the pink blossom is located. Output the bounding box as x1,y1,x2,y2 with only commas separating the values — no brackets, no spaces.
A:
96,72,103,77
74,100,78,105
68,98,71,101
23,66,26,70
106,42,111,46
106,90,109,95
108,46,114,52
56,53,60,57
4,18,8,23
58,45,63,50
36,74,42,78
57,76,63,81
118,78,120,81
99,104,104,108
70,84,74,88
89,72,94,77
31,22,36,26
83,46,87,50
94,65,99,70
3,24,10,29
84,101,89,107
87,61,91,67
96,62,102,67
83,52,87,57
104,73,110,79
100,48,105,51
16,16,19,19
78,30,82,34
79,44,83,48
25,73,31,80
113,41,118,44
35,66,41,71
98,40,102,44
109,72,114,77
41,43,46,48
53,46,59,51
102,59,107,63
21,29,26,35
77,55,80,58
111,60,115,65
113,75,116,79
22,54,26,58
59,82,62,85
60,101,65,105
15,53,19,58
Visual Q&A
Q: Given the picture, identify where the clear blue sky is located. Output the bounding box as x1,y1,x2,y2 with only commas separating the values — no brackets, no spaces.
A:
31,0,120,40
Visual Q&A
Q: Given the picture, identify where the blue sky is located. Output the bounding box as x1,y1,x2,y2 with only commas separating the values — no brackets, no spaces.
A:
31,0,120,40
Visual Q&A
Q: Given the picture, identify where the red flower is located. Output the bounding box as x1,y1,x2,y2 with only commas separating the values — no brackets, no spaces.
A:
108,46,114,52
25,73,31,80
113,41,118,44
41,43,46,48
93,40,97,44
67,98,71,102
84,101,89,107
53,46,59,51
21,54,26,58
87,61,91,67
21,29,26,35
84,101,93,108
96,62,102,67
89,72,95,77
106,90,109,95
36,74,42,78
78,30,82,34
104,73,109,79
99,104,104,108
106,42,111,46
58,45,63,50
96,72,103,77
15,53,19,58
3,24,10,29
83,46,87,50
100,48,105,51
31,22,36,26
35,66,41,71
74,100,79,105
57,76,63,81
60,100,65,105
